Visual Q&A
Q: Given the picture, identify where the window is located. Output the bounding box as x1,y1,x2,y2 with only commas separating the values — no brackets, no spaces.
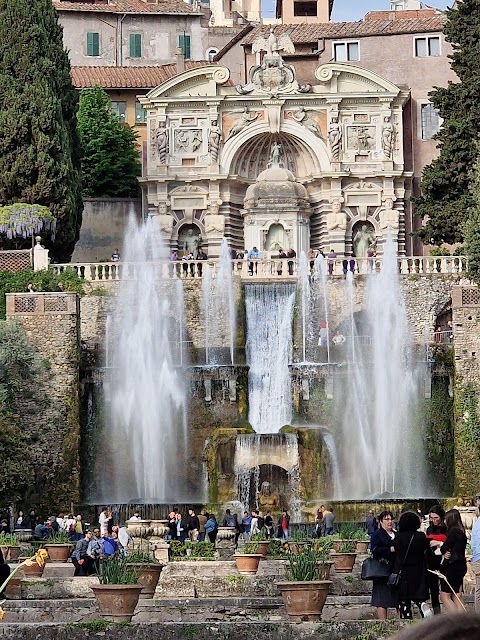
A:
415,36,440,57
293,1,317,16
178,33,191,60
135,100,146,124
86,32,100,57
129,33,142,58
111,101,127,123
333,41,359,62
420,103,440,140
205,47,219,62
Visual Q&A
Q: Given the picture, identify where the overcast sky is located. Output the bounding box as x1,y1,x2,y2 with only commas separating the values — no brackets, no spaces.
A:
331,0,451,21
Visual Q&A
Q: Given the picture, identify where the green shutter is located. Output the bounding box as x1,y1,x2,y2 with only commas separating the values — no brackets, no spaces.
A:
87,32,99,57
130,33,142,58
178,34,191,60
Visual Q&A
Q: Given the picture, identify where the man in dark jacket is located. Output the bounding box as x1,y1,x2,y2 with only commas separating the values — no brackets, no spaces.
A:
71,531,93,576
366,510,378,536
187,508,200,542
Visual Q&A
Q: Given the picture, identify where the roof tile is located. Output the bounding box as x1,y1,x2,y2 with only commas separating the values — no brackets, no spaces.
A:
54,0,199,15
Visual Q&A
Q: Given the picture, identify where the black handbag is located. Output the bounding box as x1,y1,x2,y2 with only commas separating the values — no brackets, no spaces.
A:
361,556,391,580
388,533,415,589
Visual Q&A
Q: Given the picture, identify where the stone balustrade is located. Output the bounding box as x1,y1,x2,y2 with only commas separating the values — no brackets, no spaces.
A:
6,292,79,315
52,255,467,282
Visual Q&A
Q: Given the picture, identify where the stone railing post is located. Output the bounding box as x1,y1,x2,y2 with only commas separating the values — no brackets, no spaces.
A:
33,237,49,271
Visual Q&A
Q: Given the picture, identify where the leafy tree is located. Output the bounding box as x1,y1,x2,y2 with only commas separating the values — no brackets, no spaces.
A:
0,0,83,262
464,154,480,284
416,0,480,245
77,87,141,198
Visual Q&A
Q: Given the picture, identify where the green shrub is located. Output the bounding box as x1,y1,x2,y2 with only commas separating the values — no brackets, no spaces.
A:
98,556,140,585
287,548,324,581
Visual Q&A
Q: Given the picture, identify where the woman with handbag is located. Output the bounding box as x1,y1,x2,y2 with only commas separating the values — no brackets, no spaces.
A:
435,509,467,612
393,511,429,619
426,505,447,614
370,510,398,619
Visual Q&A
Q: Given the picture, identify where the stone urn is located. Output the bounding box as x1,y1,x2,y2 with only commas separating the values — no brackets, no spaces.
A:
355,541,369,554
127,563,164,599
234,553,263,575
44,544,72,563
216,526,236,542
150,520,169,539
14,529,32,543
91,584,144,622
331,552,357,573
126,520,153,539
255,541,270,557
277,580,332,620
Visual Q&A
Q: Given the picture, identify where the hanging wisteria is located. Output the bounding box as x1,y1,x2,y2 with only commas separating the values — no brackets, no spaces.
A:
0,203,56,242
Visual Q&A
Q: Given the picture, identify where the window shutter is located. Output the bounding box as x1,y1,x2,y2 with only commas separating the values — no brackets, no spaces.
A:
130,34,142,58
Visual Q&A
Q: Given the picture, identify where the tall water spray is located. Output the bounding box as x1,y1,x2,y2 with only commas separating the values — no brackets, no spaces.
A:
96,216,193,503
202,238,236,365
337,236,426,498
298,252,311,363
245,284,296,433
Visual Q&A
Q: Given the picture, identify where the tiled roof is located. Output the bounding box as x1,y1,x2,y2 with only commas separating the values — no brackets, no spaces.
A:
212,23,254,62
54,0,200,15
242,16,446,45
71,61,212,88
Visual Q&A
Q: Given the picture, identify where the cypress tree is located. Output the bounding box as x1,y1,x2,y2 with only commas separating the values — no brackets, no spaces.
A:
464,153,480,283
0,0,82,262
416,0,480,246
77,87,141,198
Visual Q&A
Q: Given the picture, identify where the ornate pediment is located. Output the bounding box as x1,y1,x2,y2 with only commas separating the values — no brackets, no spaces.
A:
142,66,230,103
315,63,404,98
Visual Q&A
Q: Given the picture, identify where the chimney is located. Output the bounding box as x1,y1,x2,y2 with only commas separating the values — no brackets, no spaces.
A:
176,47,185,73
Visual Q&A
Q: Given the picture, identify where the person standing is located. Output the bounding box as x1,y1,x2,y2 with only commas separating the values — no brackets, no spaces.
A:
287,248,296,276
205,513,218,543
277,510,290,540
198,510,207,542
0,546,10,599
366,510,378,536
174,512,186,542
74,514,86,541
323,507,335,536
187,508,200,542
315,507,324,538
241,511,252,541
328,249,336,275
394,511,429,620
437,509,468,612
426,505,447,615
370,510,398,620
247,246,260,276
471,513,480,613
264,512,274,539
98,508,109,536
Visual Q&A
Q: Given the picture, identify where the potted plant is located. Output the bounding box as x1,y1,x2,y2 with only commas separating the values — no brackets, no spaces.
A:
250,532,270,557
332,524,357,552
91,555,143,622
44,531,73,563
331,540,357,573
234,542,263,575
352,528,370,554
287,528,310,554
126,548,164,599
312,537,334,579
0,533,21,562
277,547,332,620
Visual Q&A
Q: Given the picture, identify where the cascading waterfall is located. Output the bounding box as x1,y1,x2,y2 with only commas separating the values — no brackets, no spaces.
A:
245,284,296,433
336,235,427,498
234,433,300,512
96,214,194,503
313,254,330,363
298,252,311,363
202,238,236,365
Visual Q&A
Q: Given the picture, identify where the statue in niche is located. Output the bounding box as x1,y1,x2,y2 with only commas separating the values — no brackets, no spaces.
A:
227,108,259,139
208,120,222,163
328,116,342,161
382,117,394,160
155,126,168,164
182,227,201,259
258,481,280,513
326,200,347,232
266,223,287,251
379,197,399,231
269,141,282,166
353,224,376,259
356,127,374,151
292,108,323,138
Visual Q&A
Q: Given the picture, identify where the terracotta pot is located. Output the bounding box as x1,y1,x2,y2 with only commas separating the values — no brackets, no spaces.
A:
287,541,309,554
91,584,144,622
331,552,357,573
234,553,263,575
7,546,21,562
44,544,71,563
317,560,334,580
21,562,44,577
127,563,163,599
277,580,332,620
355,541,369,554
332,539,356,552
255,541,270,557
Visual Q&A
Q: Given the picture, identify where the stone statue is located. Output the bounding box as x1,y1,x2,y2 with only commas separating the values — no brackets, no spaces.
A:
258,481,280,513
155,126,168,164
356,127,373,151
379,198,399,231
183,228,201,259
326,200,347,232
382,117,394,160
328,117,342,161
292,108,323,138
227,108,259,139
252,28,295,58
353,224,376,259
205,215,224,234
269,142,282,166
208,120,222,163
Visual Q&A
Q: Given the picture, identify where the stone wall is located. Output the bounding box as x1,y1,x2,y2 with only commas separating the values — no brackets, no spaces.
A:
6,293,81,512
